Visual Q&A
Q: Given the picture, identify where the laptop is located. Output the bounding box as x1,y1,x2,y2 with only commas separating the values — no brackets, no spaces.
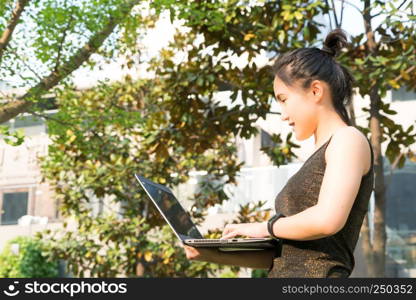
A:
135,174,280,252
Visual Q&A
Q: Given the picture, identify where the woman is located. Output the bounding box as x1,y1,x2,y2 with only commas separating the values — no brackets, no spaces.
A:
183,29,374,278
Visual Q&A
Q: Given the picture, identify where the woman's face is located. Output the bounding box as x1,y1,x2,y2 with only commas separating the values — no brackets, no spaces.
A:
273,76,318,141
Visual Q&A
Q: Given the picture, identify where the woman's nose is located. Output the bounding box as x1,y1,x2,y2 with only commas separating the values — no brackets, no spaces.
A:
281,112,289,122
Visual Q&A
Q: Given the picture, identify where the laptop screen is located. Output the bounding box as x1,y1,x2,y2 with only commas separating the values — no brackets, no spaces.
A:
139,178,203,240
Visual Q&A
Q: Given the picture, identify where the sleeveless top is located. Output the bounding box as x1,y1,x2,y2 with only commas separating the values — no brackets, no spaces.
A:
268,133,374,278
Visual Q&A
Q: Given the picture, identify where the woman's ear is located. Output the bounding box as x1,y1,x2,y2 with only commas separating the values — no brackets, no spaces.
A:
310,80,325,102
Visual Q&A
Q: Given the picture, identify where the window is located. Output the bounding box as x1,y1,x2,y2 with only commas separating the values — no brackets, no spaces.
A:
1,192,28,225
13,115,44,128
385,158,416,231
260,129,276,149
392,87,416,102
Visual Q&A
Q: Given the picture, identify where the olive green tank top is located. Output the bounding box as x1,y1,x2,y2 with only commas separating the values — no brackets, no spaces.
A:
268,134,374,278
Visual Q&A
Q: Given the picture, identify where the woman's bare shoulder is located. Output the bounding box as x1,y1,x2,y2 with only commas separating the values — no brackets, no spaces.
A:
326,126,371,175
335,126,368,141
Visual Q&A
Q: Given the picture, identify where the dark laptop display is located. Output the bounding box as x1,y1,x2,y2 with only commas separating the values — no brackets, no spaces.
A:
138,176,203,240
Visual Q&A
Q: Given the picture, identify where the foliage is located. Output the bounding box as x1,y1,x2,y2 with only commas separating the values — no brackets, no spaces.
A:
39,215,231,277
147,0,329,162
260,132,301,167
251,269,268,278
340,0,416,168
0,126,25,146
0,236,58,278
39,76,245,277
0,0,155,130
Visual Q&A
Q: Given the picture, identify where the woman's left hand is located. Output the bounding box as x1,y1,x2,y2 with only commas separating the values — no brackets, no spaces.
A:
221,222,268,239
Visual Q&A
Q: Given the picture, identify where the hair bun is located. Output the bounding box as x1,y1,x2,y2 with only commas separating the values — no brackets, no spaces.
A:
321,29,348,57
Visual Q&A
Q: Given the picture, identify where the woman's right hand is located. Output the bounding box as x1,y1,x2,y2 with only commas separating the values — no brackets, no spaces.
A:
183,245,201,260
183,245,218,262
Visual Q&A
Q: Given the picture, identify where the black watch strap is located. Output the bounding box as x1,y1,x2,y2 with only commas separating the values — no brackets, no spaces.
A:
267,213,285,239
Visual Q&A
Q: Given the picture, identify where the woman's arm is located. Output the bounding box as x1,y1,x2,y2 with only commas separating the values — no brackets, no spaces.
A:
221,208,331,241
183,245,275,270
222,128,370,241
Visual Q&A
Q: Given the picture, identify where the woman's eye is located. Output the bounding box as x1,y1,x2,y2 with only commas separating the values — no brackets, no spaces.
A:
275,94,287,103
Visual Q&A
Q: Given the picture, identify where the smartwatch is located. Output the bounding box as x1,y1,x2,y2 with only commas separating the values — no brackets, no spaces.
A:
267,213,285,239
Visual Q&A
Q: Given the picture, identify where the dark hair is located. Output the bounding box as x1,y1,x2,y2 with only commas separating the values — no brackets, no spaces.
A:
272,29,354,126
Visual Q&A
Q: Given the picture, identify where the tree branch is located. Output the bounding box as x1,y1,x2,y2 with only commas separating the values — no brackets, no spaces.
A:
370,0,409,19
363,0,377,54
372,0,411,31
395,0,409,12
27,109,73,128
339,0,345,27
268,111,281,115
54,0,74,73
371,11,382,18
330,0,340,28
325,0,334,30
8,47,44,82
335,0,362,15
214,63,272,92
0,0,140,124
0,0,30,64
393,65,416,82
390,152,404,170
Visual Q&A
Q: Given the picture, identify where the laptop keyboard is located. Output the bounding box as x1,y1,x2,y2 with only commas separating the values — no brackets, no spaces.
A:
189,238,265,243
191,239,226,243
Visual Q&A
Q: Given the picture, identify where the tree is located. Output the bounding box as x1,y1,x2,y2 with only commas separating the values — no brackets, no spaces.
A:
0,0,148,125
0,236,58,277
